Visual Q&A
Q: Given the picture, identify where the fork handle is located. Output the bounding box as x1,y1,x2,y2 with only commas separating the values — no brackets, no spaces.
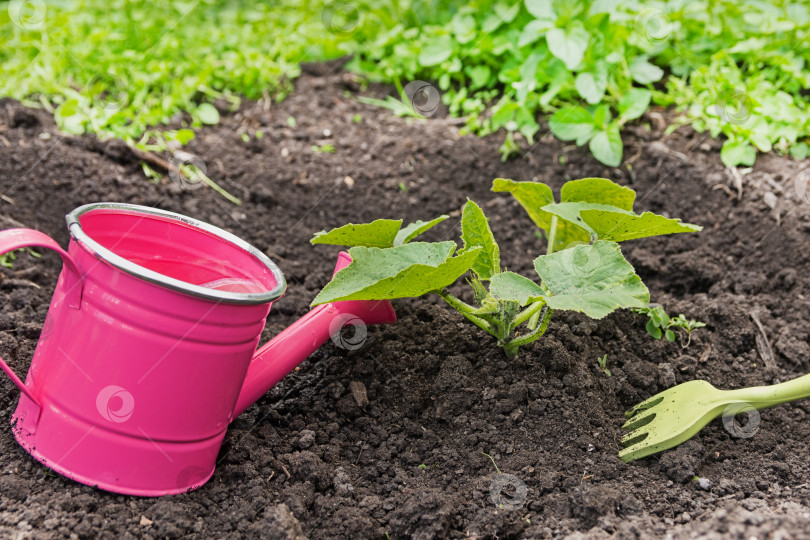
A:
727,373,810,409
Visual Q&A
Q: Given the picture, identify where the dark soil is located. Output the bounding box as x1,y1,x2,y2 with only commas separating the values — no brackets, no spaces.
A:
2,63,810,539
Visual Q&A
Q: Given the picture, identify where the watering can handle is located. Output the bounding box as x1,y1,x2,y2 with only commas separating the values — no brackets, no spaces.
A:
0,228,82,407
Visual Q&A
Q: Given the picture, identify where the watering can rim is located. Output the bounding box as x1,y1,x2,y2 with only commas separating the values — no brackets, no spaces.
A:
65,202,287,306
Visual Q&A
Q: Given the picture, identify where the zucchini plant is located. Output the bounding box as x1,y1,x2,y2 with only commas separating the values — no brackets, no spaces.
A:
311,177,701,358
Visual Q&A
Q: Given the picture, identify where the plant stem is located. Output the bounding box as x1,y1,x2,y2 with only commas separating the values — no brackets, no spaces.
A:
437,290,498,337
547,215,558,255
511,300,546,328
502,306,553,357
526,308,541,331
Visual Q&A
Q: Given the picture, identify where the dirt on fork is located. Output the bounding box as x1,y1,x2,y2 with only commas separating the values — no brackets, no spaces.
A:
1,63,810,539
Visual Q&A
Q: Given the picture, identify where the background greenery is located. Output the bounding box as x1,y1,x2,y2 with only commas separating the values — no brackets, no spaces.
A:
2,0,808,168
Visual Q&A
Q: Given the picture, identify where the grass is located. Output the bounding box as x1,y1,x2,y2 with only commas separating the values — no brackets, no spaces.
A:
1,0,808,181
0,0,350,141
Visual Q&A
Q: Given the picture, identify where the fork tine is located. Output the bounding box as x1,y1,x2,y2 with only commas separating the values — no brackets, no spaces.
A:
624,394,665,419
620,430,649,448
622,410,656,431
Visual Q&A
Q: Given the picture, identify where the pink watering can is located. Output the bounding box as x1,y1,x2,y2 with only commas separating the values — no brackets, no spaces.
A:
0,203,396,496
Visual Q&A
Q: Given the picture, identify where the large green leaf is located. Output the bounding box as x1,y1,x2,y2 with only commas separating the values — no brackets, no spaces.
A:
460,199,500,279
548,106,595,143
491,178,554,231
543,202,702,242
311,242,481,305
560,177,635,210
394,215,449,246
489,271,546,306
546,26,589,70
579,209,703,242
618,89,652,121
534,241,649,318
311,219,402,248
589,123,623,167
552,177,636,249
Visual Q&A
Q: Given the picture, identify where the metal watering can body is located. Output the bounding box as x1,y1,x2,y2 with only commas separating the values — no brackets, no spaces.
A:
0,203,395,496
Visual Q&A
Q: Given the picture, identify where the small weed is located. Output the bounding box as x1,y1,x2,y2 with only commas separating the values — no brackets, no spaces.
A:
597,354,611,377
634,305,706,348
498,132,520,162
311,143,336,154
0,248,41,269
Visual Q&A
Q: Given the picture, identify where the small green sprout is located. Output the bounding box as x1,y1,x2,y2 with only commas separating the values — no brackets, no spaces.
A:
498,132,520,162
597,354,611,377
0,248,41,269
286,116,297,128
311,143,336,154
634,305,706,348
352,113,363,123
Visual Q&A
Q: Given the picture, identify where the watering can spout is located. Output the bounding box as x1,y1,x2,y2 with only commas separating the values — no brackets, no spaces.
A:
232,252,396,418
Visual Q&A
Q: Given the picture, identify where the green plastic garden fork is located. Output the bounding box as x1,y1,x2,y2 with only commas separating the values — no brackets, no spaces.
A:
619,373,810,462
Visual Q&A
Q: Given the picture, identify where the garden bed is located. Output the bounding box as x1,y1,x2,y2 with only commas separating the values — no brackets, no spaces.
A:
1,64,810,538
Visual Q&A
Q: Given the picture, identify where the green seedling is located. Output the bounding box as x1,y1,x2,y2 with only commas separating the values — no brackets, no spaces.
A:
481,452,502,475
597,354,611,377
634,305,706,348
311,177,701,358
0,248,41,269
498,132,520,162
357,95,427,119
311,143,336,153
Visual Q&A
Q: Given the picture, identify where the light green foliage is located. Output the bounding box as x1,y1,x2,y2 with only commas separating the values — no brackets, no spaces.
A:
493,176,696,252
489,272,545,306
3,0,807,172
311,242,482,304
340,0,810,167
311,177,700,358
0,0,351,141
312,219,404,248
311,215,448,249
653,1,810,166
394,215,449,246
534,241,649,319
459,199,500,280
634,305,706,347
